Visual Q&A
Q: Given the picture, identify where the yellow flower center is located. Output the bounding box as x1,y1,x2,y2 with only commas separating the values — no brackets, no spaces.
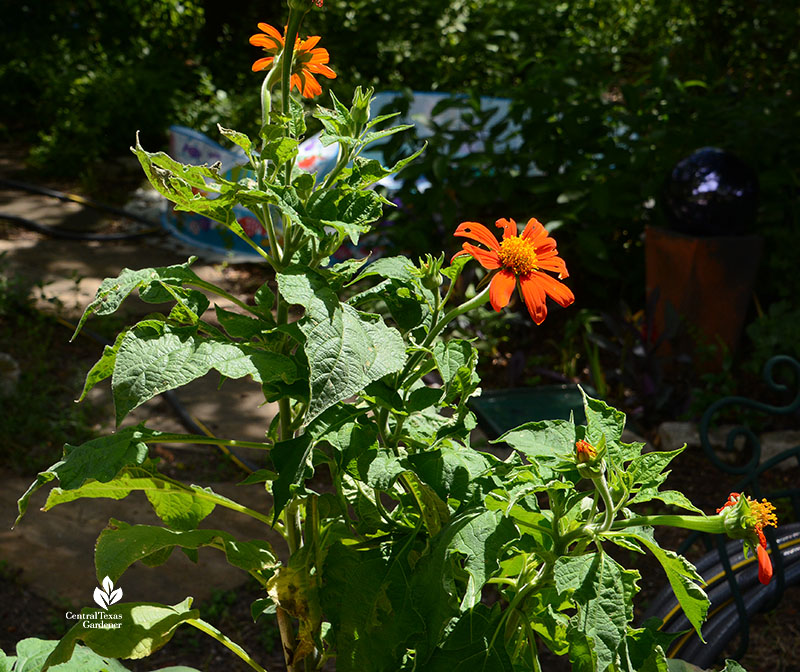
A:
497,236,538,276
750,498,778,531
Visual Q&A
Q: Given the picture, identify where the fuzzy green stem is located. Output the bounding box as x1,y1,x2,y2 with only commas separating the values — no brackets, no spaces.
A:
281,11,303,117
424,284,491,348
398,284,491,387
187,280,269,317
611,513,726,534
589,472,616,533
143,434,272,451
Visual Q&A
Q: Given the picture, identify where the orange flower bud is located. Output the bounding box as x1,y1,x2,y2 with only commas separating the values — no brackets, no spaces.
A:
575,439,597,463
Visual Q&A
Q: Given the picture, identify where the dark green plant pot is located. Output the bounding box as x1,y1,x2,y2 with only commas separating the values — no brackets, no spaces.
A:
470,384,592,438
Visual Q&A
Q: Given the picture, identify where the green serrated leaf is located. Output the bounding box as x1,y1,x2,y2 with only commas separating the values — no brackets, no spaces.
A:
95,521,277,583
320,541,424,672
263,136,298,167
78,330,128,402
422,604,512,671
73,259,200,338
628,448,684,490
360,123,415,146
218,125,253,154
277,267,405,420
214,306,269,339
432,339,473,384
408,443,491,506
556,552,640,672
624,527,709,638
495,419,577,463
111,322,295,423
582,388,626,444
399,471,450,536
629,488,703,513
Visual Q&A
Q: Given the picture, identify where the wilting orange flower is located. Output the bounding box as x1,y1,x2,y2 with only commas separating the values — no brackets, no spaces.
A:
249,23,336,98
718,492,778,585
453,217,574,325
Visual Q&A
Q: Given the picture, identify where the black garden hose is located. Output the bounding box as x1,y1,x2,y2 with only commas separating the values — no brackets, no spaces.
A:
0,177,162,241
641,522,800,666
676,546,800,666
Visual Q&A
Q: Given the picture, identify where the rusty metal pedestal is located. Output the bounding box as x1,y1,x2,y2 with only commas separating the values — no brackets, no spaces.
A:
645,226,763,354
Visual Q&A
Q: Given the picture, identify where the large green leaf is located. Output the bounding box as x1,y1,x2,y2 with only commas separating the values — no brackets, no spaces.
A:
627,448,685,491
582,389,626,444
422,604,512,671
621,527,709,638
112,322,296,423
321,541,424,672
41,463,268,531
432,339,473,385
277,267,405,420
398,471,450,536
555,552,640,672
42,599,199,670
15,426,153,526
95,521,277,582
4,638,128,672
72,258,202,338
132,137,239,226
407,442,493,507
495,419,577,463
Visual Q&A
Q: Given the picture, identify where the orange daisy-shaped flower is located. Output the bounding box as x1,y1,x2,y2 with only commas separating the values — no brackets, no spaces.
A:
718,492,778,585
453,217,574,325
249,23,336,98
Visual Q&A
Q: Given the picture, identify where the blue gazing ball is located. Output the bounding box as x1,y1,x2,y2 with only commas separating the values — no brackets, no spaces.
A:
661,147,758,236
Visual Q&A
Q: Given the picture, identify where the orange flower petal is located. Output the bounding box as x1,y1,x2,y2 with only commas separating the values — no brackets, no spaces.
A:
257,23,284,40
536,249,569,278
528,270,575,307
302,35,322,50
521,217,548,243
306,48,330,64
252,57,275,72
757,543,772,585
495,217,518,240
308,63,337,79
490,269,517,312
459,243,501,270
454,222,501,252
519,274,548,325
250,34,282,50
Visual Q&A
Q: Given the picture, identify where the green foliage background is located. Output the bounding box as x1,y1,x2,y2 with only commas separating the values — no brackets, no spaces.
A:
1,0,798,308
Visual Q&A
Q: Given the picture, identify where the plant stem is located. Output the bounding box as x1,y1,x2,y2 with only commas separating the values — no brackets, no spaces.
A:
187,618,270,672
610,513,725,534
144,434,272,452
398,284,491,387
592,472,616,533
188,279,267,317
276,607,298,672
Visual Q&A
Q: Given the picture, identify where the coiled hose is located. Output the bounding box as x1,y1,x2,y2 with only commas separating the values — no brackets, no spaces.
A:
642,522,800,667
0,177,162,241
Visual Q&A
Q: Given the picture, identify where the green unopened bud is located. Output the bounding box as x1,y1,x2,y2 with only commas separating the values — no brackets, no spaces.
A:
351,86,374,130
417,253,444,290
